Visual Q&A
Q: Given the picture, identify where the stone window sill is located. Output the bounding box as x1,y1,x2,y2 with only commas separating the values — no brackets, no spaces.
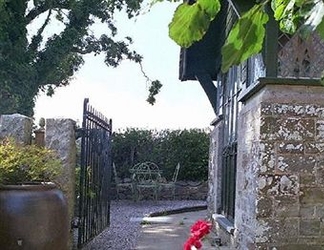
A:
212,214,235,235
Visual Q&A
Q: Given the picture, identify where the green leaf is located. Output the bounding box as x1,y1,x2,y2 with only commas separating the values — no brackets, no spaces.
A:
199,0,221,19
279,17,297,34
221,4,269,72
168,0,221,48
169,3,209,47
271,0,299,34
272,0,295,21
316,19,324,39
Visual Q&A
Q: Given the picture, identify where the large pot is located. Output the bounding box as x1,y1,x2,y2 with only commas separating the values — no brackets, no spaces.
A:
0,183,69,250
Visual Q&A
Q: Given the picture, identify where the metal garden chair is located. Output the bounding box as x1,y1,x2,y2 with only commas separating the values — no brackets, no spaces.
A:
159,163,180,200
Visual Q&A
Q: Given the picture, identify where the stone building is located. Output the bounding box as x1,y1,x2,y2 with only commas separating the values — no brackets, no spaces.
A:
179,1,324,249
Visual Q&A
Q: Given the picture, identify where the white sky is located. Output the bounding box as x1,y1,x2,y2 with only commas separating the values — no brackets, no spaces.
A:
33,2,215,130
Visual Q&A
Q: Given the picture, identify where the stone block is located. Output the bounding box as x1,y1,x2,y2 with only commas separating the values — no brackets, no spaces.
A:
315,164,324,186
256,197,272,218
300,172,316,187
258,174,299,197
305,104,324,118
300,219,321,236
316,120,324,141
272,103,305,117
315,205,324,218
258,142,276,174
260,103,273,116
300,187,324,204
273,196,299,217
263,218,299,243
278,142,304,154
274,118,315,141
0,114,32,144
260,116,277,140
300,205,315,218
277,155,316,173
304,142,324,154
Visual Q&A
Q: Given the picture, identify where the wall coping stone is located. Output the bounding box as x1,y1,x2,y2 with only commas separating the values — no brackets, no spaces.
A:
239,77,322,103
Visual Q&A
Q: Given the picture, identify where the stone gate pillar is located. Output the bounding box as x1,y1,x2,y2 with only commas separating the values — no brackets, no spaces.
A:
0,114,33,144
235,79,324,249
45,118,76,249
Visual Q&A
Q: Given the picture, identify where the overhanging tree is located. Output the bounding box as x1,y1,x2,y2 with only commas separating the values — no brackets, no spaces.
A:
0,0,162,116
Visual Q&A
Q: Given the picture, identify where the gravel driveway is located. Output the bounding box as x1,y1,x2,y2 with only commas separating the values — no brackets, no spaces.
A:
80,200,206,250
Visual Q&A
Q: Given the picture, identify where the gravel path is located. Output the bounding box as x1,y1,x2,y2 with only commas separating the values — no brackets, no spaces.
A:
80,200,206,250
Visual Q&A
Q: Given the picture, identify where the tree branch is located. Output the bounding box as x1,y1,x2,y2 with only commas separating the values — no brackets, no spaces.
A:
71,47,95,55
28,9,52,54
25,2,69,23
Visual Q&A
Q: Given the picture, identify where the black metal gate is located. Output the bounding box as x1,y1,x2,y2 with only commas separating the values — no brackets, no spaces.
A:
77,98,113,248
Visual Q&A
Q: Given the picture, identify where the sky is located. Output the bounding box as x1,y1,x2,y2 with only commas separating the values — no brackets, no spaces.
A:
33,2,215,130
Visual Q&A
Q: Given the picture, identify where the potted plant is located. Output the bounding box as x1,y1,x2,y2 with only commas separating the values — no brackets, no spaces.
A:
0,138,69,250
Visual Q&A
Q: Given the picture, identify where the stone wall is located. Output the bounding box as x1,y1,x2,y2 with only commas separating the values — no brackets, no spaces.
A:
209,81,324,249
112,180,208,200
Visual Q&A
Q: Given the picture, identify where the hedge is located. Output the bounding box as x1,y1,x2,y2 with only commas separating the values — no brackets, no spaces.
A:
111,128,210,181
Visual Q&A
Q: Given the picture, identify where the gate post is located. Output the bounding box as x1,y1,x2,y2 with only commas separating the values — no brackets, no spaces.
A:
0,114,33,144
235,79,324,249
45,118,77,249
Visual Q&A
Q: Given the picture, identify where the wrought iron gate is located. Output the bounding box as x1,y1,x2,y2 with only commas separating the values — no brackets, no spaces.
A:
77,98,113,248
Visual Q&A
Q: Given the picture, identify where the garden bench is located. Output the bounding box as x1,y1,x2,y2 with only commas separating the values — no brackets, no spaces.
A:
130,162,162,201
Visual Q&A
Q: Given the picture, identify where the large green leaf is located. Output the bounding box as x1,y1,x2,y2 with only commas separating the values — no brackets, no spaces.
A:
221,4,269,72
199,0,221,19
168,0,220,48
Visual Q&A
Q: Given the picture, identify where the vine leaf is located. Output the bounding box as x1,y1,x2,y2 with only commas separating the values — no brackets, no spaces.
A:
272,0,295,21
221,4,269,73
168,0,220,48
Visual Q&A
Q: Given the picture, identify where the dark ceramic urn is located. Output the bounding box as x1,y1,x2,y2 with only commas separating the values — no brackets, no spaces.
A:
0,183,69,250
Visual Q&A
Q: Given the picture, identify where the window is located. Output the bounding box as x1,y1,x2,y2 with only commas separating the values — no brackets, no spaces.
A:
217,63,245,222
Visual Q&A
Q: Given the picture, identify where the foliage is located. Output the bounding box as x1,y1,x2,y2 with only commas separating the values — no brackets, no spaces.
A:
112,128,210,181
0,138,62,185
0,0,160,116
169,0,221,47
163,0,324,73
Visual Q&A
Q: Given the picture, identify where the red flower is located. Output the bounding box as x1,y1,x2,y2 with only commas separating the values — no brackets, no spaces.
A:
190,220,211,238
183,220,212,250
183,235,202,250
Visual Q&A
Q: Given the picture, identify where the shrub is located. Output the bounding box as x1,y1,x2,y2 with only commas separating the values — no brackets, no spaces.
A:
0,138,62,185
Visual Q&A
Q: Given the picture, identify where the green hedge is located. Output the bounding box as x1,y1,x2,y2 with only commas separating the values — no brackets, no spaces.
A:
111,128,210,181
